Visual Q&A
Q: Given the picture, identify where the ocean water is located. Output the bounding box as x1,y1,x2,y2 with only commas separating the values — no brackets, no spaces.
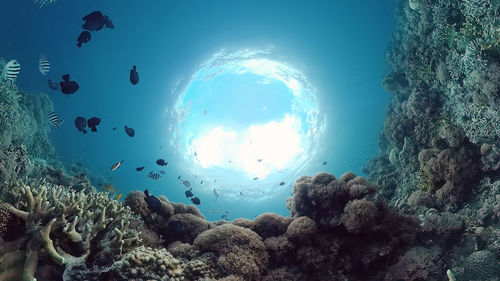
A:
0,0,394,220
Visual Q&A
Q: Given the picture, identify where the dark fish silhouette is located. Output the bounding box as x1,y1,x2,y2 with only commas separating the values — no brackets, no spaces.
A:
257,159,263,162
136,166,144,171
177,175,181,180
124,125,135,137
147,171,161,180
156,159,168,166
87,117,101,132
322,161,327,165
279,181,285,186
82,11,114,31
47,79,59,90
130,65,139,85
75,117,87,133
112,127,117,130
185,188,193,198
144,189,162,213
77,31,91,47
191,197,200,205
200,180,203,185
253,177,258,180
60,74,79,94
159,170,166,175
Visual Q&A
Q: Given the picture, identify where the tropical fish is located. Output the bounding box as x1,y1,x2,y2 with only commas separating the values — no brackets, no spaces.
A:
124,126,135,137
116,193,122,200
221,214,229,219
136,166,144,171
144,189,162,213
60,74,79,94
322,161,327,165
38,54,50,76
74,117,87,133
204,109,207,115
82,11,114,31
156,159,168,166
77,31,91,47
191,197,200,205
185,188,193,198
34,0,57,8
253,177,258,180
111,160,124,171
177,175,181,180
180,180,191,187
47,79,59,90
213,188,219,201
112,127,117,130
159,170,166,175
200,180,204,185
147,171,161,180
240,192,244,196
1,59,20,84
103,183,116,193
279,181,285,186
87,117,101,132
130,65,139,85
257,159,263,162
48,112,64,130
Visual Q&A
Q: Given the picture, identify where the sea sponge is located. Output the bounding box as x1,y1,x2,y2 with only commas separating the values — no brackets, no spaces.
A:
286,216,317,242
164,213,212,244
193,224,268,280
232,218,255,229
124,191,150,218
341,199,378,234
252,213,292,238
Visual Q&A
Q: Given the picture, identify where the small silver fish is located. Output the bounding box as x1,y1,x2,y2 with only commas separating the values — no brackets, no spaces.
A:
111,160,124,171
39,54,50,75
2,59,20,84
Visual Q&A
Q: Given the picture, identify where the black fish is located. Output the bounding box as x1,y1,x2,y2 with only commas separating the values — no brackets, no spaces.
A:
136,166,144,171
200,180,203,185
82,11,114,31
322,161,327,165
177,175,181,180
253,177,258,180
48,79,59,90
185,188,193,198
60,74,79,95
75,117,87,133
279,182,285,186
191,197,200,205
124,125,135,137
77,31,91,47
257,159,263,162
144,189,162,213
112,127,117,130
156,159,168,166
159,170,166,175
87,117,101,132
130,65,139,85
240,192,244,196
147,171,161,180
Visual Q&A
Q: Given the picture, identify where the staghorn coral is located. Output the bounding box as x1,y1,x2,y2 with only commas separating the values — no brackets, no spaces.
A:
193,224,268,280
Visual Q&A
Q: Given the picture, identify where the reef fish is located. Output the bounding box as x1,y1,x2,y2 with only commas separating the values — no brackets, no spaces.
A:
213,188,218,201
191,197,200,205
253,177,258,180
159,170,166,175
124,125,135,137
147,171,161,180
77,31,91,47
60,74,79,95
103,183,117,193
136,166,144,171
48,112,64,130
82,11,114,31
180,180,191,188
221,214,229,219
116,193,122,200
279,182,285,186
156,159,168,166
185,188,193,198
38,54,50,76
47,79,59,90
322,161,327,165
130,65,139,85
1,59,20,84
75,117,87,133
144,189,162,213
110,160,124,171
87,117,101,132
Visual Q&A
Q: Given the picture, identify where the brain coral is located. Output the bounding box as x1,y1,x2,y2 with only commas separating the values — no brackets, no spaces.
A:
193,224,268,280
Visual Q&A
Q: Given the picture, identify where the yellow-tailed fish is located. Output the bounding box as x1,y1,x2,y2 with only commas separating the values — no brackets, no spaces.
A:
111,160,124,171
116,193,122,200
103,183,115,193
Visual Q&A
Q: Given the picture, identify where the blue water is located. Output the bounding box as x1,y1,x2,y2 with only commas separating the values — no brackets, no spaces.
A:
0,0,395,220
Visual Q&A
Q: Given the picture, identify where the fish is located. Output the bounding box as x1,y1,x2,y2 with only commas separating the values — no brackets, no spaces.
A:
124,125,135,137
136,166,144,171
191,197,200,205
180,180,191,188
200,180,204,185
279,182,285,186
1,59,21,84
213,188,219,201
204,109,207,115
253,177,259,180
144,189,162,213
103,183,116,193
177,175,181,180
34,0,57,8
322,161,327,165
116,194,122,200
77,31,91,47
156,159,168,166
47,79,59,90
257,159,263,162
112,127,117,130
225,211,230,214
74,117,87,133
221,214,229,219
87,117,101,132
159,170,166,175
60,74,79,94
110,160,124,171
82,11,114,31
48,112,64,130
240,192,244,196
147,171,161,180
38,54,50,76
130,65,139,85
185,188,193,198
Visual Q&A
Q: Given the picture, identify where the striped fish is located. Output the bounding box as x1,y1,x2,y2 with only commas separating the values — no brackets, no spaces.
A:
39,54,51,76
48,111,64,129
147,171,162,180
1,59,21,84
